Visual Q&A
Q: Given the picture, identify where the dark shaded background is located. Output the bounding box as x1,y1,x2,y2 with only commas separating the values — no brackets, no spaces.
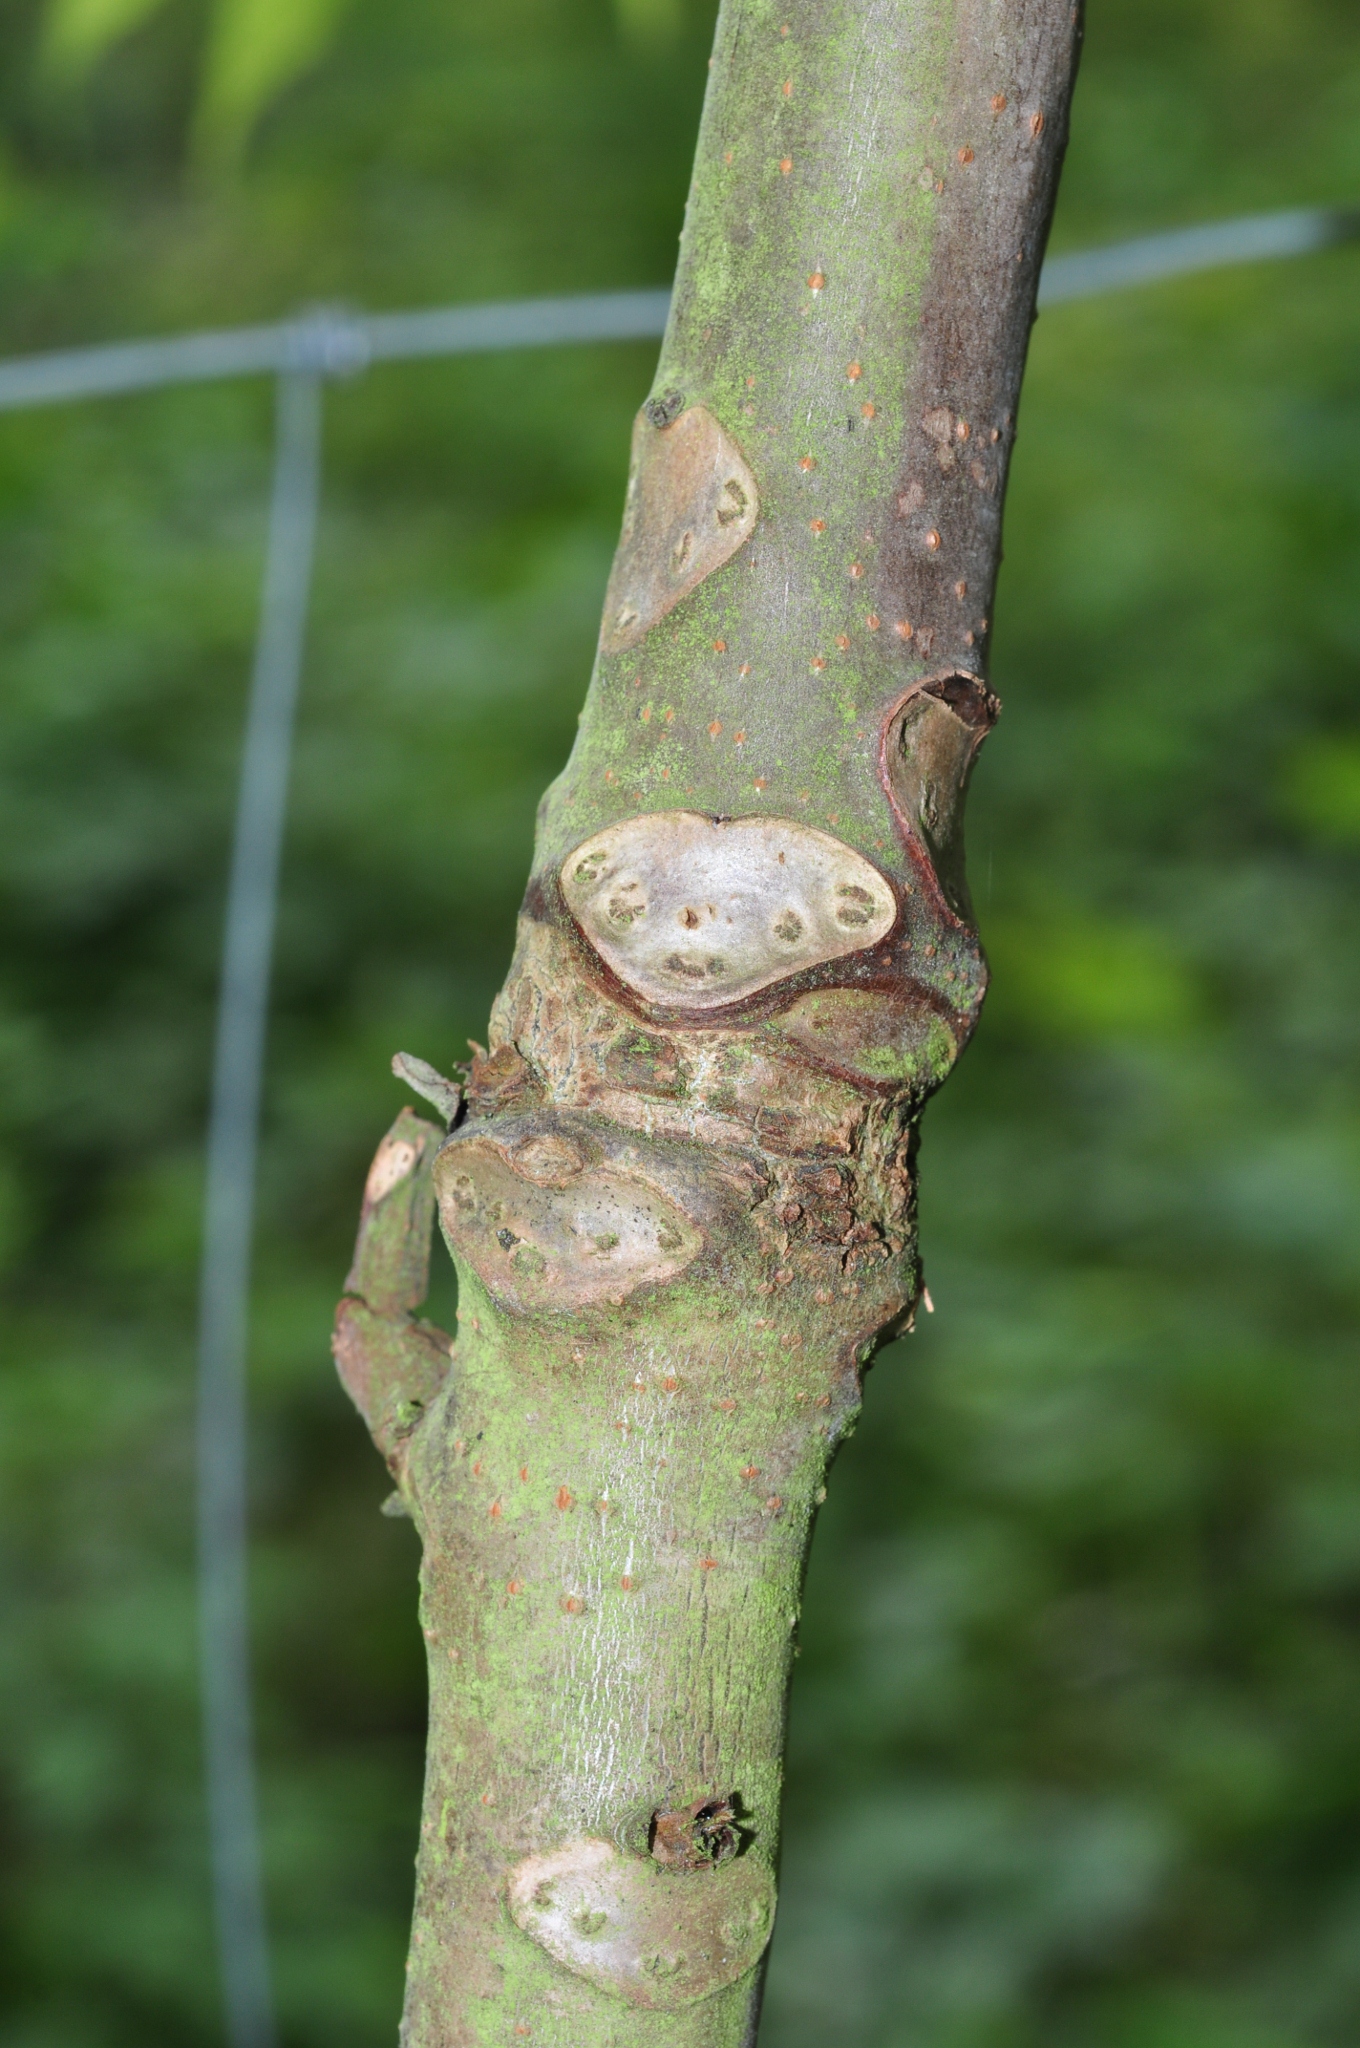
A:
1,1,1359,2042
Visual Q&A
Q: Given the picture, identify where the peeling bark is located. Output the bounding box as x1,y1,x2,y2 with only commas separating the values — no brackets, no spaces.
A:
334,3,1082,2040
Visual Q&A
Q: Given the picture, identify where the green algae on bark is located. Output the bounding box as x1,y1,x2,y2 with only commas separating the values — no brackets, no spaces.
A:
335,2,1082,2040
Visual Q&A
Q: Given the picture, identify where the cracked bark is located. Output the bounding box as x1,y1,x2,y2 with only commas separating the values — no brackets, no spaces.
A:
334,2,1082,2040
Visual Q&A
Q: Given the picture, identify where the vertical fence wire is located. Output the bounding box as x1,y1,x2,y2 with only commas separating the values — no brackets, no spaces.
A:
196,367,323,2048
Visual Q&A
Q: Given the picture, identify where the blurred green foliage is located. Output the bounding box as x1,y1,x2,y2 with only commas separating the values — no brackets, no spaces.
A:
0,1,1357,2044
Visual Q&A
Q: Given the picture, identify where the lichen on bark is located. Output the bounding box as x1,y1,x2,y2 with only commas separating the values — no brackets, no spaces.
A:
334,2,1082,2040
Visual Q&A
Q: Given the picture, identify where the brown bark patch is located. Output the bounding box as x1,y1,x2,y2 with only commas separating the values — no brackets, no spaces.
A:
650,1795,744,1870
881,674,999,917
600,404,759,653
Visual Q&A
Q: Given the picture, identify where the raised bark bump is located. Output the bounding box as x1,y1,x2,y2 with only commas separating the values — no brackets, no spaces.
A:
506,1837,775,2009
560,811,897,1009
775,985,960,1091
433,1125,706,1314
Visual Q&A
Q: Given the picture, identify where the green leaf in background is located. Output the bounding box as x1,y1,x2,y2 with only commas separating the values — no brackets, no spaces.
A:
614,0,685,49
36,0,169,80
36,0,351,170
191,0,351,171
1281,735,1360,846
983,913,1203,1043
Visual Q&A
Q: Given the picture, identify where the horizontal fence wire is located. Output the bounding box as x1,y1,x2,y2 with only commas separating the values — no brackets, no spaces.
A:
1037,203,1360,304
0,205,1355,411
2,197,1353,2048
0,290,674,411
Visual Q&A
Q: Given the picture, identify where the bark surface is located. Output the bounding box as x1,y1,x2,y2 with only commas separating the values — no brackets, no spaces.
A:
335,4,1082,2041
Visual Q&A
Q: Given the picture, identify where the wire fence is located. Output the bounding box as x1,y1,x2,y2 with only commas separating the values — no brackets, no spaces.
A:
2,200,1354,2048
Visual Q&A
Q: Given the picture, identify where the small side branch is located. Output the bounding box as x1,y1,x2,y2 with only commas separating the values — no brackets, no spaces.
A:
332,1108,453,1469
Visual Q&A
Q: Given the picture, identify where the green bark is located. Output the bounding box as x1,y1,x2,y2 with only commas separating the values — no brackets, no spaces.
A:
335,2,1082,2040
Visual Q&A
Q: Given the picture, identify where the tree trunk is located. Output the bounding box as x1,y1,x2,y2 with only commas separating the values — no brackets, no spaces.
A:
334,3,1081,2040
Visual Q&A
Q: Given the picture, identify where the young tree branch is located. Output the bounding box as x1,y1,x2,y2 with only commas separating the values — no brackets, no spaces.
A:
336,3,1082,2040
